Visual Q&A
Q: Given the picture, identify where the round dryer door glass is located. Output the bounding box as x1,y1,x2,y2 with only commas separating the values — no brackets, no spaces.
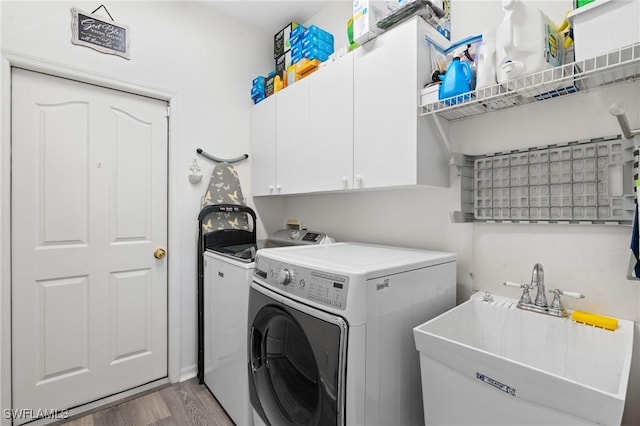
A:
251,307,319,424
267,314,319,421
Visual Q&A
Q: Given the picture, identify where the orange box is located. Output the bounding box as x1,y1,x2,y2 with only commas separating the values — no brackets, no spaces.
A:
295,58,320,79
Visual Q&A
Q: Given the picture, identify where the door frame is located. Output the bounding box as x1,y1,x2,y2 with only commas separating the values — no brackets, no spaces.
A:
0,52,181,425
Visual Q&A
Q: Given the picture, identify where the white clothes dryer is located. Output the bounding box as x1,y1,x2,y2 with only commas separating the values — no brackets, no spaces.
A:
248,242,457,426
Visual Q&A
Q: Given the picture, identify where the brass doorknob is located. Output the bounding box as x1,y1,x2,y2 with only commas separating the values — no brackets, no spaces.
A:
154,248,167,259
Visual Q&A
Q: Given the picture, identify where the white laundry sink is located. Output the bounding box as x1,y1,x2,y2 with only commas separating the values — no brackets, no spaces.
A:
413,293,634,425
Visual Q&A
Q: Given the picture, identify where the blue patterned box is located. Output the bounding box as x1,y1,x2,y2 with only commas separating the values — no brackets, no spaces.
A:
301,36,334,55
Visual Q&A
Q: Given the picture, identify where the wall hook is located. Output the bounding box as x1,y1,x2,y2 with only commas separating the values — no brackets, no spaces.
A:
188,158,203,184
196,148,248,164
609,103,640,139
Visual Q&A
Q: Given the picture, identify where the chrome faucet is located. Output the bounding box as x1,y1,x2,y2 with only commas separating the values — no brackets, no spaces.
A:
504,263,585,317
531,263,547,308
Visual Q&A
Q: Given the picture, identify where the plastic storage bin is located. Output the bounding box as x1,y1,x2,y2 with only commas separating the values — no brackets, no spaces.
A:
568,0,640,62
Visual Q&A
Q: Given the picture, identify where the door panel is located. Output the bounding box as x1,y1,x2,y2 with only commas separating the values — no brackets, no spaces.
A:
37,276,89,382
110,269,152,363
11,68,168,419
111,107,152,242
38,102,90,246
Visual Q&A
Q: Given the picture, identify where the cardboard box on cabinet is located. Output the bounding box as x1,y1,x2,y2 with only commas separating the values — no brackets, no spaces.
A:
274,22,299,58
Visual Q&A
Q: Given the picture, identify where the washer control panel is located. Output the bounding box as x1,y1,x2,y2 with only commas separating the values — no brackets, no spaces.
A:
254,256,349,310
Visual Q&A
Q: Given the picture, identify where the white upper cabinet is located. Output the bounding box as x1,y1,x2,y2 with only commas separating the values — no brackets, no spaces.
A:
275,76,311,195
307,52,354,192
250,17,450,196
276,53,354,194
353,16,449,189
250,96,277,196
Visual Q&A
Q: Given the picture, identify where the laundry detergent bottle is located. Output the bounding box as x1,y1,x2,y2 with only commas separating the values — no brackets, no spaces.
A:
495,0,562,83
438,53,474,103
476,29,497,89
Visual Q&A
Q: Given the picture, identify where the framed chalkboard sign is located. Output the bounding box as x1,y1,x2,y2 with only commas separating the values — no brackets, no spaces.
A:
71,8,130,59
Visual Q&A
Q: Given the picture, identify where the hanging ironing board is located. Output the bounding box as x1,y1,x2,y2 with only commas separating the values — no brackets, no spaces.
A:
200,162,250,232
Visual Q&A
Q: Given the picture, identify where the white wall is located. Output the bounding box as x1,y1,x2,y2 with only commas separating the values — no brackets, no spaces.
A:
302,0,352,52
450,0,572,40
280,185,475,298
0,0,274,412
280,1,640,424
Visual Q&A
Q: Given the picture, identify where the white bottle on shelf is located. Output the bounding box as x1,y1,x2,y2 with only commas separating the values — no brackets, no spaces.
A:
495,0,562,83
476,29,497,90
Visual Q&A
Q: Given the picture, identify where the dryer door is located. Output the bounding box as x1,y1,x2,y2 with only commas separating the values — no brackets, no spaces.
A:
248,286,347,426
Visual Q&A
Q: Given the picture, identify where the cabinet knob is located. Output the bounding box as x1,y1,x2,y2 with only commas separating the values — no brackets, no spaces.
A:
268,185,274,193
355,175,363,187
276,184,282,192
340,176,348,184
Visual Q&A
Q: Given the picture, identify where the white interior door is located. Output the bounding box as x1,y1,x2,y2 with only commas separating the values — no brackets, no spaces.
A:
11,68,168,419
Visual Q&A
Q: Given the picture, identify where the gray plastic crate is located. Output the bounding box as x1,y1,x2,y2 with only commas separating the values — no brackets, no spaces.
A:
474,158,493,219
472,137,634,224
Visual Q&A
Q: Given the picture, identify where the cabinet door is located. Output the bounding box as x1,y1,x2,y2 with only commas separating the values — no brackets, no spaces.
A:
250,96,277,196
307,53,355,192
353,18,419,189
275,77,311,195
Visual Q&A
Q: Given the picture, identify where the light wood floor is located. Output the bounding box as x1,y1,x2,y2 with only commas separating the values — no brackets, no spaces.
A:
59,379,235,426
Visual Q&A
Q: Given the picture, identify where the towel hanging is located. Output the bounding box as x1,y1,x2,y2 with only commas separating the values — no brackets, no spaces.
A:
628,204,640,280
627,136,640,280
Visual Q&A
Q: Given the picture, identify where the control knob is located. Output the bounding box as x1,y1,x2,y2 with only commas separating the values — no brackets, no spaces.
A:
276,268,291,285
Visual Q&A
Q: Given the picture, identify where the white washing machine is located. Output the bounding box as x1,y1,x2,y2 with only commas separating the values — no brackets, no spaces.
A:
248,242,457,426
202,229,333,426
203,251,254,425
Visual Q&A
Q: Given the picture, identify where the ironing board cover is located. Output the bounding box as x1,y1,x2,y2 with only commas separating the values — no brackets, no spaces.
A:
201,162,250,233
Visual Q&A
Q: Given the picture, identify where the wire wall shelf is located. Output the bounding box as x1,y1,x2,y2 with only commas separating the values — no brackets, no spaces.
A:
420,42,640,122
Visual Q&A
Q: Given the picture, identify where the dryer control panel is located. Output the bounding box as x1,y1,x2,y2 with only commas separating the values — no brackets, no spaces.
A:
254,256,349,310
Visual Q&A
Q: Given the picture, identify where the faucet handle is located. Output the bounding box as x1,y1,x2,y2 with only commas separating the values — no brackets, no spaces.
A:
504,281,529,289
548,289,585,317
503,281,533,305
549,289,585,300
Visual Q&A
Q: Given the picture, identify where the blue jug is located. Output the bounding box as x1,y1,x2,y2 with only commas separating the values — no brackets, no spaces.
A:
438,57,473,103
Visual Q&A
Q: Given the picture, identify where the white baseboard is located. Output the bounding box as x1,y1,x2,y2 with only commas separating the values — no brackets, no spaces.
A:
179,364,197,382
